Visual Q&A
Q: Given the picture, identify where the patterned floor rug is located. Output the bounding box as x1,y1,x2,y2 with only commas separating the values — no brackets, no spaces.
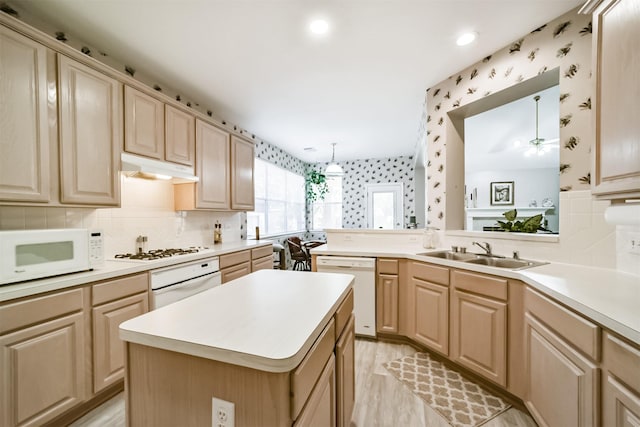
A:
383,352,511,427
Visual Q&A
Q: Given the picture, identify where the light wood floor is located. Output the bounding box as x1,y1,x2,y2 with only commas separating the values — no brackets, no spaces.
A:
71,339,537,427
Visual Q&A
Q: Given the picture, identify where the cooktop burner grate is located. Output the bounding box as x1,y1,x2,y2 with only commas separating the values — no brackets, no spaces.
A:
114,247,205,261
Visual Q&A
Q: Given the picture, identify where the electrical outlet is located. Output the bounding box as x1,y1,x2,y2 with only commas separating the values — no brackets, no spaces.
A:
212,397,235,427
628,232,640,255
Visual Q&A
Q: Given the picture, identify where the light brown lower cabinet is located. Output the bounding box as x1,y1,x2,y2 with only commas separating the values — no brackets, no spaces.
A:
336,315,355,427
0,289,87,427
524,313,599,427
92,292,148,393
220,249,252,283
602,332,640,426
412,278,449,355
376,273,399,334
294,355,336,427
450,270,508,387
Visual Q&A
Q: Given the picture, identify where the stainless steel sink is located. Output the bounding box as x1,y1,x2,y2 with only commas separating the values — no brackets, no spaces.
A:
417,251,478,261
464,257,547,270
418,251,547,270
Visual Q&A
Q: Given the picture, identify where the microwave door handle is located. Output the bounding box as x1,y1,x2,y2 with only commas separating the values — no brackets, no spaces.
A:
153,272,220,295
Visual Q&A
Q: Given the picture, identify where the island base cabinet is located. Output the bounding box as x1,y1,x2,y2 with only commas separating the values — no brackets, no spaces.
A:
603,375,640,427
294,355,336,427
524,313,599,427
602,332,640,426
126,343,293,426
336,315,355,427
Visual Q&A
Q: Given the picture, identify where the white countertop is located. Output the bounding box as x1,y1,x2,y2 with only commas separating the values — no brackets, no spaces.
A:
0,240,273,303
119,270,353,372
312,245,640,344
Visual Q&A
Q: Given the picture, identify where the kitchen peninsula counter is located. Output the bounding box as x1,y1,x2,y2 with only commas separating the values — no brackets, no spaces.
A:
0,240,273,302
119,270,355,426
312,244,640,344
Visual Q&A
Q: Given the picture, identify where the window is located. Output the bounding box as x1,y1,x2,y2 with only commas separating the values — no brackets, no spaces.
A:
312,176,343,230
248,159,305,237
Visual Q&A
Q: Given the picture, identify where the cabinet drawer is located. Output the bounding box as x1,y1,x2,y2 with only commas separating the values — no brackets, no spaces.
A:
525,287,600,360
604,332,640,393
335,289,354,339
252,245,272,260
92,273,148,306
293,354,336,427
251,255,272,272
451,270,506,301
221,262,251,283
411,261,449,286
377,258,398,275
291,317,336,420
220,249,251,269
0,288,84,334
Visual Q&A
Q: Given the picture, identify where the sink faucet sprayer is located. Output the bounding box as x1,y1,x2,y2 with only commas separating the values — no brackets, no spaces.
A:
472,241,492,255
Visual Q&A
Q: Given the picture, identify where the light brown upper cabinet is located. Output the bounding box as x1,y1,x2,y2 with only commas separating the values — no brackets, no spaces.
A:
124,85,164,160
174,120,230,210
0,26,52,203
124,86,195,167
589,0,640,198
165,105,195,166
58,54,121,206
231,135,255,211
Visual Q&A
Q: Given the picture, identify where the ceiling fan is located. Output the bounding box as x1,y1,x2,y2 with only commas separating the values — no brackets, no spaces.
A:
488,94,559,155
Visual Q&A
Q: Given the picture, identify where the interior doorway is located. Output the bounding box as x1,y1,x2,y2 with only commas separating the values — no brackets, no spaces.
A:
366,183,404,229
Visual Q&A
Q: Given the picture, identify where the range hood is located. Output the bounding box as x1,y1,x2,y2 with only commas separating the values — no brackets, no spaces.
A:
121,153,199,183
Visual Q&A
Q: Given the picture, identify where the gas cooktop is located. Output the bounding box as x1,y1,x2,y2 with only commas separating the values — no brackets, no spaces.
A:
113,247,211,261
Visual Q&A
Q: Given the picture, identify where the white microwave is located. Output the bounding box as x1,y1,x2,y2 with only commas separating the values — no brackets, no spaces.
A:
0,229,104,285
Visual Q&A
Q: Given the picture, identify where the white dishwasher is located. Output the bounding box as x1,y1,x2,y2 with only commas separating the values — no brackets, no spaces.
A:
316,256,376,337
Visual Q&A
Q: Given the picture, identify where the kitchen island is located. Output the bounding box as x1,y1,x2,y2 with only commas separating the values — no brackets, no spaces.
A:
119,269,355,426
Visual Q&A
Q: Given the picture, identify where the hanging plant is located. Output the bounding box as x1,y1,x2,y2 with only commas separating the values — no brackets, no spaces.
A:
497,209,549,233
306,169,329,202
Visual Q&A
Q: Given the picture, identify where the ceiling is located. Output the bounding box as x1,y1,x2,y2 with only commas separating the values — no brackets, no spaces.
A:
465,85,560,173
18,0,583,163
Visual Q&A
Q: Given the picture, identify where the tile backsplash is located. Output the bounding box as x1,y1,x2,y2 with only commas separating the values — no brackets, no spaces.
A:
0,176,242,257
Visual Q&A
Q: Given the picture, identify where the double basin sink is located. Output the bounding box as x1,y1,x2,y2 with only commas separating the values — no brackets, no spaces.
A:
417,250,548,270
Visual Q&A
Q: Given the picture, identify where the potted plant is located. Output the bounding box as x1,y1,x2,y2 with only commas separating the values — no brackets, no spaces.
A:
306,169,329,202
497,209,550,233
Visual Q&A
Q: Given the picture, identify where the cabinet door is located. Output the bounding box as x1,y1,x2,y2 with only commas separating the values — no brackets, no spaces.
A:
252,255,273,272
0,312,86,427
376,273,398,334
413,278,449,355
0,27,51,203
93,292,148,394
58,54,121,205
294,354,336,427
451,289,507,386
221,262,251,283
336,316,355,427
230,135,255,211
165,104,195,166
124,85,164,160
592,0,640,197
603,374,640,427
196,120,230,209
524,313,599,427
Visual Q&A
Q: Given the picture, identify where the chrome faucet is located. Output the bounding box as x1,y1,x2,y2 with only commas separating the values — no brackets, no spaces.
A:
472,241,492,256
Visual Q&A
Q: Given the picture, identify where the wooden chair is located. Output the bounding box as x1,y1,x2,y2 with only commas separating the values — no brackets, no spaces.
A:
286,237,309,271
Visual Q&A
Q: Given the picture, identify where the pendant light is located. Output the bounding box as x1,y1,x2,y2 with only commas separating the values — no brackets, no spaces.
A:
325,143,344,176
526,95,546,157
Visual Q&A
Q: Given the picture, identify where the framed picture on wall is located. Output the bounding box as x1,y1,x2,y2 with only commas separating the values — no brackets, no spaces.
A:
490,181,514,205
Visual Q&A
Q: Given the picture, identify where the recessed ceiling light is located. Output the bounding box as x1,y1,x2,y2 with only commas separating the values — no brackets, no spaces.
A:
309,19,329,35
456,32,478,46
304,147,317,152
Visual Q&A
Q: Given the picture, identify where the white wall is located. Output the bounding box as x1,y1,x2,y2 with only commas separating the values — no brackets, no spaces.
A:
466,168,559,232
0,177,242,257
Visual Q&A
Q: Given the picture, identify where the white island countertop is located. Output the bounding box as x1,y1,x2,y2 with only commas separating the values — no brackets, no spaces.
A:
119,269,354,372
